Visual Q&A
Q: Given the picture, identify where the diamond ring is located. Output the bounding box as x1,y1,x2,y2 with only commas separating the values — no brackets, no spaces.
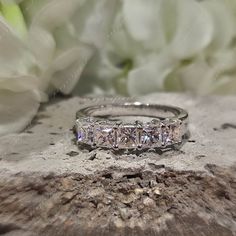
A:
75,102,188,150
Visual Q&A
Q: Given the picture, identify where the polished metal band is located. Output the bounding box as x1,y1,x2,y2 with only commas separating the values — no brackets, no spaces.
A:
75,102,188,150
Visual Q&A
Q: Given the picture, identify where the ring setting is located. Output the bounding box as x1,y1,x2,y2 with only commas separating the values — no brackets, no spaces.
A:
75,102,188,150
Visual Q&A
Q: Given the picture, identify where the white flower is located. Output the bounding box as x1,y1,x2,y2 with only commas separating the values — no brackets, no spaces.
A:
0,0,118,135
85,0,236,96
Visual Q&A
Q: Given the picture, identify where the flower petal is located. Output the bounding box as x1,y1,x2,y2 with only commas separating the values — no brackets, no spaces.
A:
0,75,41,92
203,0,235,49
122,0,166,49
212,49,236,71
49,45,94,94
177,58,215,94
28,26,55,72
170,0,214,59
127,53,176,95
212,76,236,95
158,0,178,44
90,51,123,80
31,0,84,29
0,16,34,76
30,0,118,48
72,0,119,48
108,13,145,58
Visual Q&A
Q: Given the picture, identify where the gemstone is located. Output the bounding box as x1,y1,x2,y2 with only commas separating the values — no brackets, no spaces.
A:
159,124,172,146
76,119,87,142
87,126,94,144
118,126,137,148
77,127,86,142
95,126,116,147
76,118,95,145
140,126,160,147
75,117,183,149
170,121,182,143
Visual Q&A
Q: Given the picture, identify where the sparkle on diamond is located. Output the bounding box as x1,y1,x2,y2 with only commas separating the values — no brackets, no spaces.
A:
77,127,86,142
76,118,183,149
76,118,95,145
76,119,87,142
159,124,172,146
170,121,182,143
118,126,137,148
95,126,116,147
140,126,160,147
159,120,182,146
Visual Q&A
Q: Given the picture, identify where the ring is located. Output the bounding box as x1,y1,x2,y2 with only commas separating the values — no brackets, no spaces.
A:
75,102,188,150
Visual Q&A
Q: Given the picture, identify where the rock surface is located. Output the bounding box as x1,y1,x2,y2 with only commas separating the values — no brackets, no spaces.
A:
0,93,236,236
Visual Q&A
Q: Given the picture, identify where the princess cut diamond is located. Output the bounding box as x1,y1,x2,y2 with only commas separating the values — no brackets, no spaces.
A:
77,127,86,142
140,126,160,148
95,126,117,147
118,126,137,148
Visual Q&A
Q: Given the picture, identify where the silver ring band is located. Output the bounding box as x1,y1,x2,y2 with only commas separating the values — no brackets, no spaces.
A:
75,102,188,150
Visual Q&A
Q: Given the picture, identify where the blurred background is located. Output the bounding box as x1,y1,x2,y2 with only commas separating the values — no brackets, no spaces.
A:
0,0,236,135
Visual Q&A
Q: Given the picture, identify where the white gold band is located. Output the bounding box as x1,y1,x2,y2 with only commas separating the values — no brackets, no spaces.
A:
75,102,188,150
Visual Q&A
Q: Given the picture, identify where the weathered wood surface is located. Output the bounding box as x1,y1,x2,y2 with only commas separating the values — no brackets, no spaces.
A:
0,94,236,236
